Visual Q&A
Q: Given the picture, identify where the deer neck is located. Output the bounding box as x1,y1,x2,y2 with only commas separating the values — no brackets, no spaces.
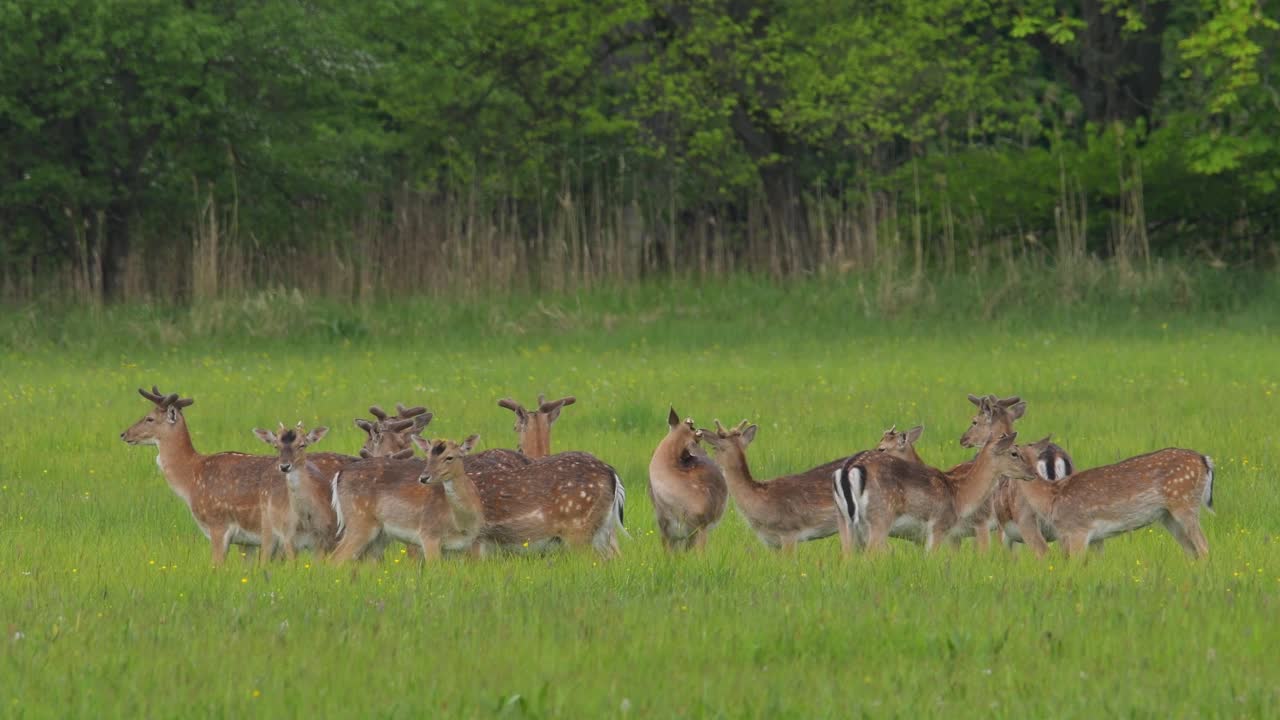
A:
651,432,691,471
441,472,484,527
518,427,551,459
716,449,764,505
288,461,336,523
1013,476,1057,520
156,428,201,501
951,450,1005,519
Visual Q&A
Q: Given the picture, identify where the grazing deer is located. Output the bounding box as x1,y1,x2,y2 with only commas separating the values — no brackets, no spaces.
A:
1009,446,1214,559
253,422,340,561
329,436,487,562
355,403,432,459
496,394,576,458
839,432,1035,553
959,393,1077,555
648,408,728,552
120,386,356,565
832,424,926,554
697,420,851,551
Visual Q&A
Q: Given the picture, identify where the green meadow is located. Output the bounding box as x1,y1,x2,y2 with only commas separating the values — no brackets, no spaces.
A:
2,277,1279,718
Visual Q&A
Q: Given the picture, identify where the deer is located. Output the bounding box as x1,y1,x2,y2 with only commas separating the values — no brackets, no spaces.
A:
959,393,1076,555
832,424,926,554
837,431,1036,553
696,419,855,551
1008,445,1214,559
252,422,340,561
355,403,433,459
497,394,576,458
120,386,356,565
648,408,728,552
329,436,487,562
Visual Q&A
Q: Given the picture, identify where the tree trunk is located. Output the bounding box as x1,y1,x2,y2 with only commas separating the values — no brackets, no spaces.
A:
101,200,131,302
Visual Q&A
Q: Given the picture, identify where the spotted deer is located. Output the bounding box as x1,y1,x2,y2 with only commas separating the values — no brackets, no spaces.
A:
497,394,576,458
839,432,1035,552
696,420,851,551
329,436,487,562
960,393,1076,555
648,408,728,552
120,386,356,565
355,403,432,459
1009,446,1214,559
832,424,926,554
252,422,339,561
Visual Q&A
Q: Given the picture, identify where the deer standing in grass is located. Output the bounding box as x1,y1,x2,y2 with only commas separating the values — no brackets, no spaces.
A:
329,436,487,561
498,394,576,458
355,404,432,459
832,424,926,555
120,387,357,565
253,422,339,560
960,394,1075,555
697,420,855,551
648,408,727,552
1009,445,1214,559
838,431,1035,552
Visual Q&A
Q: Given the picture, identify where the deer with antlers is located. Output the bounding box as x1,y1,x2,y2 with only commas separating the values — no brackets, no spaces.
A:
355,404,432,459
121,387,358,565
252,422,340,560
329,436,488,561
832,424,927,554
837,430,1036,553
648,408,728,552
496,394,576,458
696,419,858,551
959,393,1076,555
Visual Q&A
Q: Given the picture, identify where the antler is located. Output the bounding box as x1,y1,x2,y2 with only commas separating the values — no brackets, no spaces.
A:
138,386,193,409
385,418,415,433
537,395,577,413
886,423,897,434
395,404,428,419
368,405,389,421
735,419,750,432
497,398,526,414
713,419,727,435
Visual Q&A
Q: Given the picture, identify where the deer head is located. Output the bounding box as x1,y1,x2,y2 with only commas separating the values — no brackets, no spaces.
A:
874,424,924,455
254,421,329,478
121,386,195,445
959,394,1025,448
413,435,479,485
355,403,432,459
497,393,576,458
663,407,708,461
979,432,1037,483
695,419,759,454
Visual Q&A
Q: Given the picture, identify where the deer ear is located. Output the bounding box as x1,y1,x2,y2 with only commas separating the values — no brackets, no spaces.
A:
253,428,276,445
668,407,680,429
1007,401,1027,421
411,435,432,453
411,412,433,434
967,394,983,407
994,432,1018,452
307,427,329,444
460,434,480,454
740,424,759,446
166,405,181,425
904,425,924,446
545,405,564,425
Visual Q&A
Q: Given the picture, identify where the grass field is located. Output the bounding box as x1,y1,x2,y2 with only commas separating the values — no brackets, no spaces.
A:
2,277,1279,717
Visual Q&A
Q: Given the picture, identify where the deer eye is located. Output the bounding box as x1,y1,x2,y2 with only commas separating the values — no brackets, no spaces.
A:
145,417,154,423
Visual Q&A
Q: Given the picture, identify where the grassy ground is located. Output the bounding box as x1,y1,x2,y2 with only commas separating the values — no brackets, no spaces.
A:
2,276,1279,717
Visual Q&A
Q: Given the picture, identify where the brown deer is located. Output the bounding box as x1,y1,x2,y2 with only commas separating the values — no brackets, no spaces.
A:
648,408,727,552
839,432,1035,553
496,394,576,458
1009,446,1214,559
959,393,1076,555
355,403,433,459
120,386,356,565
329,436,487,562
832,424,926,554
696,420,851,551
253,422,340,561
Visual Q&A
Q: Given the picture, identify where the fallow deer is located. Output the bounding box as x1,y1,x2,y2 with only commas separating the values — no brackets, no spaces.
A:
120,386,356,565
696,420,850,551
960,393,1076,555
329,436,487,562
355,403,432,459
648,408,728,552
839,432,1036,552
497,394,576,458
1009,446,1214,559
253,422,340,561
832,424,926,554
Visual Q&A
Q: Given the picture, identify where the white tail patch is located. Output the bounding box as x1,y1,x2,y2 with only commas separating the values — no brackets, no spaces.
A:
1202,456,1215,513
832,466,864,526
1055,458,1068,480
1036,460,1049,480
612,472,630,539
330,472,346,537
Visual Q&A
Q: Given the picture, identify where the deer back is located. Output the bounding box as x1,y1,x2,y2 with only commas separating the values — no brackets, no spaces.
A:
472,451,617,546
1039,448,1210,529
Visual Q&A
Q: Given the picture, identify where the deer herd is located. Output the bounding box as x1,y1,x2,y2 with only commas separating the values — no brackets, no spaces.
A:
121,386,1215,566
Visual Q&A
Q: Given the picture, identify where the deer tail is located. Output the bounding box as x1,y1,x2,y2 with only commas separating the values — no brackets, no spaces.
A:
1201,455,1215,514
331,472,346,536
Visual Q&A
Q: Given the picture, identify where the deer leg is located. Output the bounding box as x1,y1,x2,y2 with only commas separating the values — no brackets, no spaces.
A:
329,523,378,565
1164,510,1208,559
419,535,442,562
691,527,710,553
258,532,275,565
281,536,297,561
1087,540,1105,555
210,526,232,566
973,523,991,553
837,516,854,556
1060,532,1088,559
1017,512,1050,559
